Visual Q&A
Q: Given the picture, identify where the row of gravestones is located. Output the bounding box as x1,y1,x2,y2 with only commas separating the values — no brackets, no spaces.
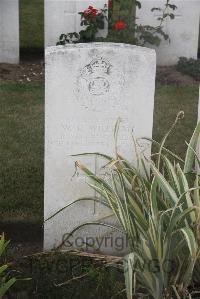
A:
0,0,199,65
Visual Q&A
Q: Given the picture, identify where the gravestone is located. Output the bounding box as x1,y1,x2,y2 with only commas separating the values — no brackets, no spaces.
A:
0,0,19,63
137,0,200,65
45,0,108,47
44,43,156,254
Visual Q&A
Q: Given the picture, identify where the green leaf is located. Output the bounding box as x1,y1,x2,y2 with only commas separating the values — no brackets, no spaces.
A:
0,265,8,275
150,163,179,206
180,227,197,258
0,278,16,297
194,175,200,208
184,122,200,173
163,156,180,196
123,253,134,299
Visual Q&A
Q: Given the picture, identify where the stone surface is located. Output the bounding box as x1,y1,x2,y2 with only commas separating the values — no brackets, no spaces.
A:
137,0,200,65
0,0,19,64
45,0,108,47
44,43,156,254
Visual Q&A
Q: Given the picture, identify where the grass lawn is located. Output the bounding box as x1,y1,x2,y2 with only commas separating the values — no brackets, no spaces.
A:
0,81,199,224
0,81,44,224
19,0,44,52
153,84,199,157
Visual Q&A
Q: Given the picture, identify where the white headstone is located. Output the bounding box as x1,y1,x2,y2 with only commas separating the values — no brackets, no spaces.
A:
44,43,156,254
0,0,19,64
45,0,108,47
137,0,200,65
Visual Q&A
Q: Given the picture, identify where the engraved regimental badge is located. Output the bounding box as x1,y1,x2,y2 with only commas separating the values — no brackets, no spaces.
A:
80,57,112,96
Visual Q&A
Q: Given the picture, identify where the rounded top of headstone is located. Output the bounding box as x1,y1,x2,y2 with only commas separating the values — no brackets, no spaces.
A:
45,42,156,57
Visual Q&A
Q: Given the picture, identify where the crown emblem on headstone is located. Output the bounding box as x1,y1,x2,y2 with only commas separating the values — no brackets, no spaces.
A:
90,58,111,75
80,57,112,96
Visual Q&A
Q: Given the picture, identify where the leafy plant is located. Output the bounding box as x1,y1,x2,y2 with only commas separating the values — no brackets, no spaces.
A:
46,116,200,298
107,0,177,46
176,57,200,81
57,5,108,45
57,0,177,47
0,234,16,297
73,117,200,298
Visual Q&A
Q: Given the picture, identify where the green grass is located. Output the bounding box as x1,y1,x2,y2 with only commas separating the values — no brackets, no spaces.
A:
0,82,199,224
19,0,44,51
0,81,44,223
153,84,199,157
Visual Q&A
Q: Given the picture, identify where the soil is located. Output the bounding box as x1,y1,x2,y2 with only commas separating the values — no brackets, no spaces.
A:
156,65,197,85
6,251,124,299
0,61,198,85
0,62,44,83
1,222,43,259
7,242,43,261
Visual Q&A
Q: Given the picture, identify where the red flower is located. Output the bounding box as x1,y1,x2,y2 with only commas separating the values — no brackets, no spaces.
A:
84,6,98,17
114,21,127,30
108,0,113,8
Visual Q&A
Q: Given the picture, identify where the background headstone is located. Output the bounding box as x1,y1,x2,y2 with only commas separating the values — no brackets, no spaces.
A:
137,0,200,65
45,0,108,47
0,0,19,64
44,43,156,254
